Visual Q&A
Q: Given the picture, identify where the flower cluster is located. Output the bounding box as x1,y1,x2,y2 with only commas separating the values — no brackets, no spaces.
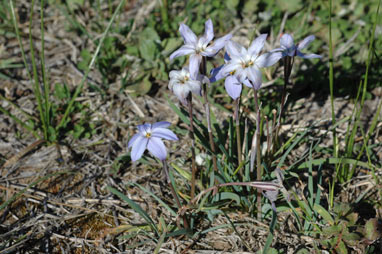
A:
128,20,322,163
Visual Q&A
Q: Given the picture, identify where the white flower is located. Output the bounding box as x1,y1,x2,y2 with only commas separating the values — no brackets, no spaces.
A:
272,33,322,59
170,19,232,79
168,68,205,105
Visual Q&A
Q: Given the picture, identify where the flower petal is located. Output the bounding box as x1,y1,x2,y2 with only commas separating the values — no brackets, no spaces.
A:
189,54,202,80
147,137,167,161
220,61,242,77
280,34,294,49
187,80,202,95
242,79,253,88
235,68,248,83
226,41,244,58
130,136,148,161
203,33,232,57
179,23,197,45
200,19,214,45
169,45,195,61
246,67,262,90
152,128,178,141
248,34,268,56
128,133,141,148
152,121,171,129
137,123,151,134
225,75,242,100
297,51,322,59
297,35,315,50
210,65,226,82
256,52,282,68
172,82,190,105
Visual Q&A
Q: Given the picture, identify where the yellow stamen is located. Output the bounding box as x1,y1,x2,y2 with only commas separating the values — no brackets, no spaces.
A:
145,132,152,138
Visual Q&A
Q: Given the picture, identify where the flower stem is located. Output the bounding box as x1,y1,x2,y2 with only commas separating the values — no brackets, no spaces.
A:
234,97,242,175
186,95,197,200
163,160,189,229
250,86,262,220
200,57,218,175
275,56,293,150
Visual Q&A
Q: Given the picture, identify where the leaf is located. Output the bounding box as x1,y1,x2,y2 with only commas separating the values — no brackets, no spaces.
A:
107,186,158,235
54,83,70,100
296,248,310,254
138,27,160,61
132,183,177,217
211,192,240,206
335,240,348,254
365,218,382,241
314,203,334,225
127,75,152,96
276,0,302,12
342,232,361,241
322,225,342,235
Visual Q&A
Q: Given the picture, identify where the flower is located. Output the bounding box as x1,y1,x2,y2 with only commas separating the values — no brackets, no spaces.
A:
168,67,205,105
170,19,232,80
128,122,178,162
272,33,322,59
210,53,248,99
211,34,282,90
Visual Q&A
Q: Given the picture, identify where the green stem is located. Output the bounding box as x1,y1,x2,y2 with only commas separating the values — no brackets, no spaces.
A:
200,57,218,175
40,0,51,139
234,97,242,175
162,160,189,229
29,0,48,140
328,0,337,158
250,86,262,220
186,95,197,200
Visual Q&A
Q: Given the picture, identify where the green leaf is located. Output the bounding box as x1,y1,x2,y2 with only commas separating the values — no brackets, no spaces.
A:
365,218,381,241
138,27,160,61
54,83,70,100
336,240,348,254
107,186,158,235
314,203,334,225
342,232,361,241
211,192,241,206
276,0,302,12
322,225,342,235
132,183,177,217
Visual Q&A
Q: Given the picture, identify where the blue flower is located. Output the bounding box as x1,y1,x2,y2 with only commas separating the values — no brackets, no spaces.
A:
211,35,282,94
170,19,232,80
128,122,178,162
271,33,322,59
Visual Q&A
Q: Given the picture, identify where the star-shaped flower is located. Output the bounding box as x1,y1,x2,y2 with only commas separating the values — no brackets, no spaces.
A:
211,34,282,91
170,19,232,80
128,122,178,162
169,67,206,105
272,33,322,59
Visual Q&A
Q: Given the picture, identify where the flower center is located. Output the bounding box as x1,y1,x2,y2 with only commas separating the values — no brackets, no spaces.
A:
145,132,152,138
180,76,189,84
242,60,254,68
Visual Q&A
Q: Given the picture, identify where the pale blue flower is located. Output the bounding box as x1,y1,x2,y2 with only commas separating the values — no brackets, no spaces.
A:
168,67,206,105
211,34,282,92
272,33,322,59
128,122,178,161
170,19,232,80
